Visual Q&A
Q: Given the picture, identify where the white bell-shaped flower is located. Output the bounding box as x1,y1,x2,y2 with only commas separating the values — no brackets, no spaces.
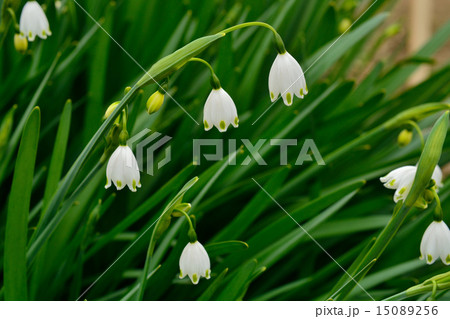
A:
105,145,141,192
380,165,443,203
20,1,52,41
420,221,450,265
203,88,239,132
179,241,211,284
268,51,308,106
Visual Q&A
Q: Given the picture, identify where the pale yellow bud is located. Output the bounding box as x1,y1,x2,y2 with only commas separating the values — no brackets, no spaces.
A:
397,129,413,147
384,24,401,37
104,101,120,120
338,18,352,34
14,34,28,54
146,91,165,114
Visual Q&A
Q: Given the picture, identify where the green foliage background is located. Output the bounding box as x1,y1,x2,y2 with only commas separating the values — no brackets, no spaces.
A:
0,0,450,301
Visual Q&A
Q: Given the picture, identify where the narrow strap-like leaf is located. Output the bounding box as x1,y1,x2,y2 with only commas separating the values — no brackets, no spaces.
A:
4,107,41,301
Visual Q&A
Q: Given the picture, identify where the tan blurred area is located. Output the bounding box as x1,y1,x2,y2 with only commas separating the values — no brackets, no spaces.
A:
403,0,450,85
363,0,450,86
408,0,450,85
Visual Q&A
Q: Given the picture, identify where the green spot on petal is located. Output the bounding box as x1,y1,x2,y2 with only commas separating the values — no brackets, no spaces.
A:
399,187,406,195
205,269,210,278
286,93,292,104
192,273,198,283
29,32,32,38
389,179,395,186
42,30,46,36
427,254,433,263
117,180,122,187
270,92,274,99
132,179,137,190
446,255,450,264
219,121,226,130
300,88,303,96
204,120,209,129
234,117,239,126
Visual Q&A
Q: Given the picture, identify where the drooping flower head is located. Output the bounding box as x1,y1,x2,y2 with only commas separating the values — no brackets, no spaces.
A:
179,241,211,284
105,145,141,192
420,221,450,265
20,1,52,41
380,165,443,203
268,51,308,106
203,88,238,132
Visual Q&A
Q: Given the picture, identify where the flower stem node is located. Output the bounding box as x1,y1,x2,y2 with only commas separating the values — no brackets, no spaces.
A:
397,129,413,147
203,88,238,132
103,101,120,120
380,165,443,207
269,52,307,106
146,91,165,114
105,145,141,192
420,221,450,265
14,34,28,54
179,241,211,285
20,1,52,41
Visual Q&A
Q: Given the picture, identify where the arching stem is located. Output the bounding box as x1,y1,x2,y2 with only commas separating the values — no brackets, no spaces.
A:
406,120,425,150
221,21,286,54
173,208,197,243
188,57,221,89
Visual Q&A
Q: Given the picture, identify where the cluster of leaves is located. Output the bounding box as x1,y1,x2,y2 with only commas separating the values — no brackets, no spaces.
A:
0,0,449,301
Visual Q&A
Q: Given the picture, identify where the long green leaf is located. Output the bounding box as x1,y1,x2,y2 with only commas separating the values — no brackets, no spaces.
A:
42,99,72,214
4,107,41,301
216,259,257,300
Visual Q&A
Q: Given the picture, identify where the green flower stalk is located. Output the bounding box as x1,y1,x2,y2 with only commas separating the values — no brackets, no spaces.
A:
385,271,450,301
405,112,449,207
330,111,449,300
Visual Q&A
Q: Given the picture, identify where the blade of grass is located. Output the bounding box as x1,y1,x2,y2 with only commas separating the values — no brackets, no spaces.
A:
3,107,40,301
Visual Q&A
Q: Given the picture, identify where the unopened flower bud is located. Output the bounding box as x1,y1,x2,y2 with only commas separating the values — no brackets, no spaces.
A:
397,129,413,147
146,91,164,114
103,101,120,120
384,23,401,37
338,18,352,34
14,34,28,54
